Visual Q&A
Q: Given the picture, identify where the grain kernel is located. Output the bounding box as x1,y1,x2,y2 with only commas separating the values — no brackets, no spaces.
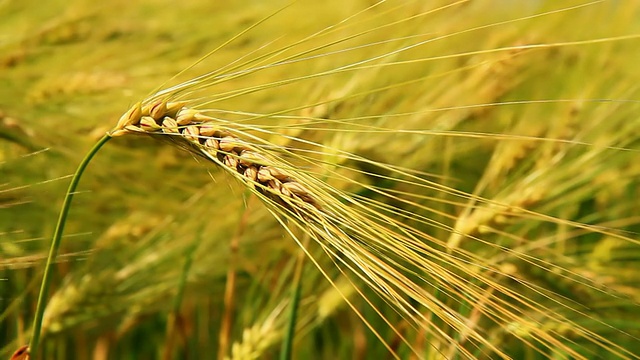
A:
140,116,161,131
176,108,199,125
244,166,258,181
166,101,188,117
224,155,238,169
199,123,218,137
149,99,168,120
161,117,179,134
115,102,142,130
204,138,220,150
183,125,200,143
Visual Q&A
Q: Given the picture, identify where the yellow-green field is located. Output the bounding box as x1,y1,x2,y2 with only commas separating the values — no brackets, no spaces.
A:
1,1,640,359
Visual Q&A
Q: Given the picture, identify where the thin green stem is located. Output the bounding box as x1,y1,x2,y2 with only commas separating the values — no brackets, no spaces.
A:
29,134,111,358
280,237,309,360
173,242,197,312
163,241,198,360
218,193,253,360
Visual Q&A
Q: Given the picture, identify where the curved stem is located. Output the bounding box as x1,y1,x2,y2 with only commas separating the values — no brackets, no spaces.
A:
29,134,112,357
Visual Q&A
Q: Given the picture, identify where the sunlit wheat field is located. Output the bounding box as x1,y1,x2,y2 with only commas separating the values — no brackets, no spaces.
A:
1,0,639,359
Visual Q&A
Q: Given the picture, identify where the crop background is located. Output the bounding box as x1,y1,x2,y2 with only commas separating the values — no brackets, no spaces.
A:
1,0,640,359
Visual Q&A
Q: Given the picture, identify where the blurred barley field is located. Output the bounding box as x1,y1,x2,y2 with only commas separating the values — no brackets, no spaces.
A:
1,0,640,359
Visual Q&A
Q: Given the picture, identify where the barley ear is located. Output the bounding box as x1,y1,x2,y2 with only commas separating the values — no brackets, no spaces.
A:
112,103,322,218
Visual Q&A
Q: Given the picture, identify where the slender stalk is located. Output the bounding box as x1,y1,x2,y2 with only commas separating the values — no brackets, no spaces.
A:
174,244,197,317
163,241,198,360
29,134,111,358
280,237,309,360
218,194,253,360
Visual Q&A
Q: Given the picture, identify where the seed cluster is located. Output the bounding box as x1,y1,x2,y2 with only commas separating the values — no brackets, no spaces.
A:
112,100,320,214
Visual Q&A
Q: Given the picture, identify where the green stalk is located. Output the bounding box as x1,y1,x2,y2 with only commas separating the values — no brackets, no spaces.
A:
173,242,197,313
29,134,111,357
163,241,197,360
280,237,308,360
